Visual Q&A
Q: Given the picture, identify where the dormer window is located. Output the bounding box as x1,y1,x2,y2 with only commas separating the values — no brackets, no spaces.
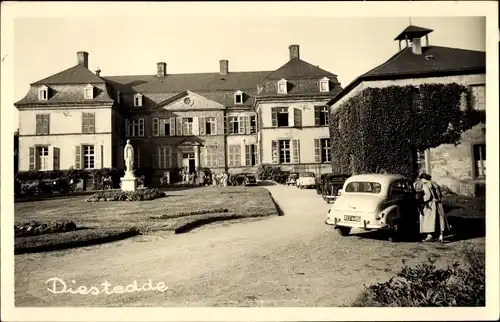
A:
277,78,287,94
319,77,330,92
234,90,243,104
84,84,94,100
134,93,143,107
38,86,48,101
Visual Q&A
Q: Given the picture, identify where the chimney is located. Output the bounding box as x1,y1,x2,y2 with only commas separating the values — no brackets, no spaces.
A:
157,62,167,77
411,38,422,55
95,68,101,77
289,44,300,60
220,60,229,75
77,51,89,68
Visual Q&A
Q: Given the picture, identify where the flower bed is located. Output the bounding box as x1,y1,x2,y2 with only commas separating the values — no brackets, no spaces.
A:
151,208,229,220
86,188,166,202
15,220,77,237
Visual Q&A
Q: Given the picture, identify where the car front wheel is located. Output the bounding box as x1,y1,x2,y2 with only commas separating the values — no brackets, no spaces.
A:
336,227,351,236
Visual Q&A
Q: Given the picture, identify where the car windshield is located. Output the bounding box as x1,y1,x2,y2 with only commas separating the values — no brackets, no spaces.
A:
300,172,315,177
345,181,382,194
289,173,299,178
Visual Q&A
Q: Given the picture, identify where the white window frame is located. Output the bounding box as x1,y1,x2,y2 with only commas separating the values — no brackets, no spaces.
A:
228,145,241,167
38,86,49,101
133,93,143,107
319,77,330,92
228,116,239,134
206,117,217,135
37,146,50,170
84,84,94,100
320,138,331,163
473,143,486,178
82,144,95,169
127,118,145,137
157,146,171,169
279,140,291,164
182,117,193,135
234,90,243,105
277,78,287,94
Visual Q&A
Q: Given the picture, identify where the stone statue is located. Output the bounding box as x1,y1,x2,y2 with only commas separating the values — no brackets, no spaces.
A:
124,140,134,174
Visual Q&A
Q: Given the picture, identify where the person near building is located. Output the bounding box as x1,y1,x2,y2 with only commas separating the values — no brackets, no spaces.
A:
419,173,450,243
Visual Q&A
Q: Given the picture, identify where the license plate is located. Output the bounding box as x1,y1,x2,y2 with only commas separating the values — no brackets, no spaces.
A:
344,215,361,222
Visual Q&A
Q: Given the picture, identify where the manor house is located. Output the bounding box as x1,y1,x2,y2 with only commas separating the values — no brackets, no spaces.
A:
15,45,342,181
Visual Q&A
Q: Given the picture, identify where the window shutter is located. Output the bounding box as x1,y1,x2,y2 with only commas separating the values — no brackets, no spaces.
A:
314,139,321,163
95,145,101,169
192,117,199,135
156,146,161,168
294,108,302,127
82,113,87,133
199,117,205,135
245,145,251,166
29,146,35,171
314,107,320,126
255,144,260,165
153,118,159,136
176,117,183,136
271,140,279,164
45,114,50,134
53,147,60,170
139,118,145,136
212,118,217,135
244,116,251,134
169,117,176,136
75,145,82,169
125,119,130,137
271,107,277,127
292,139,300,164
238,116,245,134
89,113,95,133
224,116,229,135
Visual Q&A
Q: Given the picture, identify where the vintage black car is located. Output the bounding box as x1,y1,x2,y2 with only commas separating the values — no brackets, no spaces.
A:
285,172,299,186
229,173,257,186
317,173,351,203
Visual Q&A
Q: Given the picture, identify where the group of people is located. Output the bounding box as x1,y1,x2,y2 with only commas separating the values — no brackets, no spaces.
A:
179,167,231,187
413,172,451,243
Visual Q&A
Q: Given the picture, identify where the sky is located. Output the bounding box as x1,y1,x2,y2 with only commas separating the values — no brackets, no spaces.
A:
11,16,485,129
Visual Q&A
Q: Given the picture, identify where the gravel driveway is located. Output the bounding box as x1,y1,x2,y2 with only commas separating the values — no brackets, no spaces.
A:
14,183,485,307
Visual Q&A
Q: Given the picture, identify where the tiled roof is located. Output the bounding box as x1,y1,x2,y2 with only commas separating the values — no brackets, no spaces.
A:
102,71,272,94
31,64,105,85
14,83,114,106
328,45,486,106
394,25,434,41
264,58,337,80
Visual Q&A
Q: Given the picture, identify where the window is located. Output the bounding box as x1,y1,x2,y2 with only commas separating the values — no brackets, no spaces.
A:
314,138,331,163
205,145,218,168
84,85,94,100
272,139,299,164
38,86,48,101
314,106,329,126
37,146,49,170
133,93,143,107
416,150,426,173
277,78,287,94
279,140,291,164
82,112,95,133
205,117,216,135
319,77,330,92
245,144,258,166
182,117,193,135
226,115,255,134
126,118,145,137
82,145,95,169
229,116,239,134
228,145,241,167
473,143,486,178
234,91,243,105
154,117,176,136
471,85,485,111
390,181,406,196
250,115,257,133
36,114,50,135
271,107,289,127
345,182,382,194
157,146,171,168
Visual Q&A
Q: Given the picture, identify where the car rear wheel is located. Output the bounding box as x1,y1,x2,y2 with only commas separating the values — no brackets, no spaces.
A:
336,227,351,236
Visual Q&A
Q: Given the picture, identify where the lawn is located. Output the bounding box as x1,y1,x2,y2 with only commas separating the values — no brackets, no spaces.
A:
14,186,279,253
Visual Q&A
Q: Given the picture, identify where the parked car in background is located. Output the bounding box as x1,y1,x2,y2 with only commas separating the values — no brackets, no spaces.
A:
296,172,316,189
317,174,351,203
285,172,299,186
229,173,257,186
325,174,419,242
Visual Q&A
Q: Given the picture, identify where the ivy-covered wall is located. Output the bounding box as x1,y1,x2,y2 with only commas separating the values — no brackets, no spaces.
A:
330,83,485,179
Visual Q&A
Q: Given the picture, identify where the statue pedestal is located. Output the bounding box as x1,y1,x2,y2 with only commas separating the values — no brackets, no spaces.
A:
121,172,137,192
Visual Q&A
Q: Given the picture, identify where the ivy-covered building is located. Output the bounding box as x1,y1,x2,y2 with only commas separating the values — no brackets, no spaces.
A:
327,25,486,196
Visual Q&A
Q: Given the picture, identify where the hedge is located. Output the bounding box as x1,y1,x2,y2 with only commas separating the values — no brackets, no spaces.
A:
330,84,486,178
86,188,166,202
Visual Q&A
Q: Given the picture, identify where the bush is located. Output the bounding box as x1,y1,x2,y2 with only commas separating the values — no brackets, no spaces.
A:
352,243,485,307
86,188,166,202
330,84,485,178
15,220,77,237
256,164,287,183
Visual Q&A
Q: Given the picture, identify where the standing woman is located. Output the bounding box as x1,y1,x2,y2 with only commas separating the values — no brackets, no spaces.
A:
419,173,450,242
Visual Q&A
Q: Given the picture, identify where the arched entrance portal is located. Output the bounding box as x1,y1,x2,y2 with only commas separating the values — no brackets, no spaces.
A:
175,138,203,174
